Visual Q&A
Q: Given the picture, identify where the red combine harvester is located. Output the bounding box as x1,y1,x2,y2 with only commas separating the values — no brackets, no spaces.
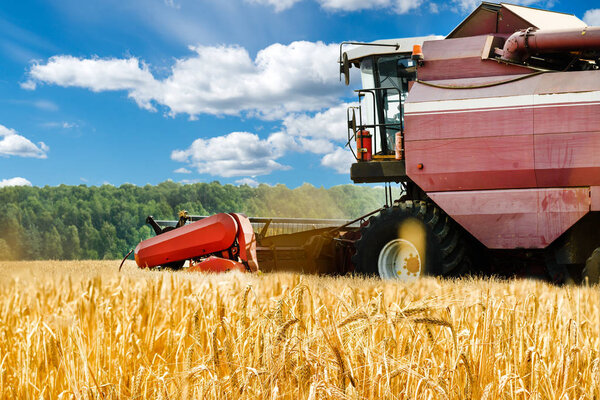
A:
133,2,600,284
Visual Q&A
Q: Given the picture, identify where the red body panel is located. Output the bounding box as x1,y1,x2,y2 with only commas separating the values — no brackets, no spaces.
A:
429,188,590,249
405,135,536,191
418,36,533,81
592,187,600,211
135,213,238,268
188,256,248,273
229,213,258,272
406,107,533,141
404,30,600,249
534,132,600,187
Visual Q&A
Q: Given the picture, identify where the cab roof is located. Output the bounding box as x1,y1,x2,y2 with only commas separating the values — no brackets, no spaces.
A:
344,36,443,63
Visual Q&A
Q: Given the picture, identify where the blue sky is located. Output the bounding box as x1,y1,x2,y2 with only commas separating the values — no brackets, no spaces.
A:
1,0,598,188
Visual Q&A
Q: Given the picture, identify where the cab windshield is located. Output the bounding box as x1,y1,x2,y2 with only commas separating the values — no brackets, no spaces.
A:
375,56,416,154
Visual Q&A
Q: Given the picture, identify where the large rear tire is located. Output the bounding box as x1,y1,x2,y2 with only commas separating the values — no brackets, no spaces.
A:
352,200,470,281
583,247,600,285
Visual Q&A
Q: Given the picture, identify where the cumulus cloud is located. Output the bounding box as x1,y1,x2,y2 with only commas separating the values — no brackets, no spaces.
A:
245,0,302,12
42,121,78,129
171,131,291,177
0,124,48,158
24,41,343,120
174,167,192,174
283,102,354,142
452,0,544,12
235,177,260,187
321,146,355,173
246,0,422,13
172,101,359,178
283,101,358,158
584,9,600,25
320,0,421,13
0,177,32,187
25,56,159,110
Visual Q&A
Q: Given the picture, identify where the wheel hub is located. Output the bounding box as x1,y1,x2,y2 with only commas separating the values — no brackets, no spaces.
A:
377,238,422,281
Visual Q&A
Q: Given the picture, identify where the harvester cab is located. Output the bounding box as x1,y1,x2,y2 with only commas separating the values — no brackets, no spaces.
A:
340,36,441,169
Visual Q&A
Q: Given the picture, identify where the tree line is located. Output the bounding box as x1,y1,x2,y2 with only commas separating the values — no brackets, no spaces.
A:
0,181,386,260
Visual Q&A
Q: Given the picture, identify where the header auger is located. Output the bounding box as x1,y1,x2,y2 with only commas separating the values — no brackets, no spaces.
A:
135,212,258,273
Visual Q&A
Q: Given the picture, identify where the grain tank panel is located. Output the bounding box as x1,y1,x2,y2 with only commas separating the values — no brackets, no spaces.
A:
403,33,600,249
428,188,590,249
416,35,533,81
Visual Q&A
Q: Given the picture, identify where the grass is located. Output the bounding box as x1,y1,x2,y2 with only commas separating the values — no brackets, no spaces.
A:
0,260,598,399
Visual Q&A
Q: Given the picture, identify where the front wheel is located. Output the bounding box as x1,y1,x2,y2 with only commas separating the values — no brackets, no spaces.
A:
352,201,470,281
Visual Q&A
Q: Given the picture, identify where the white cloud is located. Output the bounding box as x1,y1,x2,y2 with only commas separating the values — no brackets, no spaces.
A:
26,56,159,111
235,177,260,187
317,0,388,11
169,102,358,179
25,41,344,120
174,167,192,174
245,0,302,12
20,80,36,90
283,102,354,142
246,0,422,13
42,121,78,129
33,100,59,111
171,131,290,177
180,178,203,184
321,146,355,173
296,137,335,154
584,9,600,25
0,124,48,158
282,101,358,156
0,177,32,188
452,0,543,12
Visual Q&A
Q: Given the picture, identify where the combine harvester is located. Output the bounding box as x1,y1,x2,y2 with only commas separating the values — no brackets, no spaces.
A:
132,2,600,284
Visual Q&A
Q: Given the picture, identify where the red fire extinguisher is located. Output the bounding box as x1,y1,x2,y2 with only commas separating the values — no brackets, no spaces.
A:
356,130,372,161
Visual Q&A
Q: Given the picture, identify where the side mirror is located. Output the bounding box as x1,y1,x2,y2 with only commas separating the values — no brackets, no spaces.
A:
347,108,357,132
341,52,350,86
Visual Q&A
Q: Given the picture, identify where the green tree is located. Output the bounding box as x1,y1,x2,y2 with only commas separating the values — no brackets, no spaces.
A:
0,181,385,260
0,239,13,260
42,227,63,260
62,225,81,259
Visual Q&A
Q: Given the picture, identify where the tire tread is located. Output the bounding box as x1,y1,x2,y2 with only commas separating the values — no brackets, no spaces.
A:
352,200,470,278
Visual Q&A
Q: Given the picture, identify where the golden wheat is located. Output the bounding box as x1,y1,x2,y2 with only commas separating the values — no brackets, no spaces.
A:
0,260,598,399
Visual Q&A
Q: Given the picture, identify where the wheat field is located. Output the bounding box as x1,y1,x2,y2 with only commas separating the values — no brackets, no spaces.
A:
0,261,599,399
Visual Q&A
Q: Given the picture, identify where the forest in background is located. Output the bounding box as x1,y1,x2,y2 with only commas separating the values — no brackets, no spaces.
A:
0,181,387,260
